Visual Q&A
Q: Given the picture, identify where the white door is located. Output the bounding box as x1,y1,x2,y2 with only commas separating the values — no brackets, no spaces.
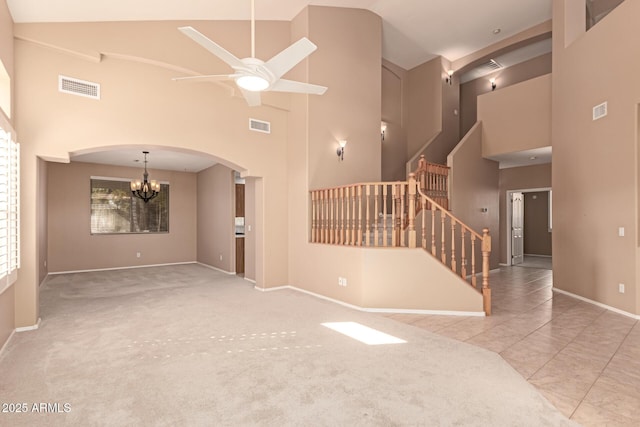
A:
511,192,524,265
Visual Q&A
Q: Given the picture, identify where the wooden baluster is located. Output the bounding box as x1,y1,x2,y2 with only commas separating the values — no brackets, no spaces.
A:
329,189,335,244
440,210,446,264
340,188,345,245
431,206,436,256
357,185,363,246
374,185,379,247
421,195,427,250
383,185,388,247
351,186,356,246
471,234,477,288
335,188,340,244
323,190,328,243
482,228,492,316
318,190,324,243
311,191,316,243
391,184,397,247
400,183,406,247
407,174,417,248
347,186,352,245
365,185,371,246
461,228,467,279
451,219,457,273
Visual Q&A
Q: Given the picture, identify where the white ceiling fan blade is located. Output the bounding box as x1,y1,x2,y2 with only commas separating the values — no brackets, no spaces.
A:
270,79,328,95
178,26,244,69
265,38,318,79
172,74,236,83
239,88,262,107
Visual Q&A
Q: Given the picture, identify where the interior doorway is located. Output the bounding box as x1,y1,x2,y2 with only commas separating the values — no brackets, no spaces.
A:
506,187,552,268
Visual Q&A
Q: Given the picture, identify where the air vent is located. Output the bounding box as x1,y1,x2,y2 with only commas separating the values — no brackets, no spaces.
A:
249,118,271,134
486,59,503,70
593,102,608,121
58,75,100,100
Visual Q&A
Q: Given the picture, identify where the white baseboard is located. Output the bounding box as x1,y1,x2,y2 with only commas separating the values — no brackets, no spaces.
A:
255,285,485,317
197,262,236,275
0,329,15,357
244,277,256,284
15,317,41,332
49,261,197,275
553,287,640,320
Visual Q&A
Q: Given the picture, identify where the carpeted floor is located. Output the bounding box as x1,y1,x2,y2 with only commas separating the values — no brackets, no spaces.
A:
0,264,577,426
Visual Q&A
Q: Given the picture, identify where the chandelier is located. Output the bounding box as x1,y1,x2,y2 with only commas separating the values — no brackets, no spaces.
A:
130,151,160,203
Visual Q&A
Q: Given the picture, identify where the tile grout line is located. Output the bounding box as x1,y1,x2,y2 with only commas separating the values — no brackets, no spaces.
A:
568,318,639,420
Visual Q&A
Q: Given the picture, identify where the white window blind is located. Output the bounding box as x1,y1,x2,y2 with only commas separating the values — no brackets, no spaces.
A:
0,127,19,290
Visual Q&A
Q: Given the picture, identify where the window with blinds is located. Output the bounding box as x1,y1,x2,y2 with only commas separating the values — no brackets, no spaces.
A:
0,127,19,289
90,178,169,234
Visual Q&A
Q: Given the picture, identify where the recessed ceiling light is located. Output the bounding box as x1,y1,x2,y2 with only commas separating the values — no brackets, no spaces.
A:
493,28,501,35
529,156,537,160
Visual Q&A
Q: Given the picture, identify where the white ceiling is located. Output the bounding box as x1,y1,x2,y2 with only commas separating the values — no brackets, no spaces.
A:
71,149,219,173
6,0,552,70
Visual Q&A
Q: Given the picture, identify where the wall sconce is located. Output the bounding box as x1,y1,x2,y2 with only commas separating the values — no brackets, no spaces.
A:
337,140,347,161
490,78,497,91
381,122,387,141
445,70,454,85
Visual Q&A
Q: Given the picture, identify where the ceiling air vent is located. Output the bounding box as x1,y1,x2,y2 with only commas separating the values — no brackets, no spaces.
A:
58,75,100,100
249,118,271,134
593,102,607,121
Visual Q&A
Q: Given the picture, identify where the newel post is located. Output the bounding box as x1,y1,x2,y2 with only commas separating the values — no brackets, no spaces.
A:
481,228,492,316
407,173,417,248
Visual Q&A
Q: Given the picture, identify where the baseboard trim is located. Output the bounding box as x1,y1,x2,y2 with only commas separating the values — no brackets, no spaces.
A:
255,285,485,317
244,277,256,284
49,261,197,275
197,262,236,275
15,317,41,332
553,287,640,320
0,329,15,357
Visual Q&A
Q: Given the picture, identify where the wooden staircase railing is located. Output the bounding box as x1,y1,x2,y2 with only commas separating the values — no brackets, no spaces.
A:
415,154,449,210
310,173,492,315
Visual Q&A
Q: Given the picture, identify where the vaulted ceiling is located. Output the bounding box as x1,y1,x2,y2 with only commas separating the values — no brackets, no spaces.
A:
6,0,552,70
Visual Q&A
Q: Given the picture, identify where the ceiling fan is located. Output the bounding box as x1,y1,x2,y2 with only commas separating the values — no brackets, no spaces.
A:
173,0,328,107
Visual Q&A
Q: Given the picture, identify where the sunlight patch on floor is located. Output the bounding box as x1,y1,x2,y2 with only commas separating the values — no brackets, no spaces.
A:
322,322,407,345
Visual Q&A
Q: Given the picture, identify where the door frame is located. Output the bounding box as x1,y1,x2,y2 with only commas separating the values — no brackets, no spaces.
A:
505,187,552,266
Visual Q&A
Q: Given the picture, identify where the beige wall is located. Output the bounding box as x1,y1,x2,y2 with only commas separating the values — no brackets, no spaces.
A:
47,161,197,272
13,20,292,326
0,285,13,349
381,60,408,182
0,0,13,119
448,122,500,269
197,164,235,272
244,177,256,282
498,163,552,264
478,74,551,159
524,191,552,256
37,158,48,284
461,53,552,137
307,6,382,189
0,0,14,346
407,57,441,159
553,0,640,314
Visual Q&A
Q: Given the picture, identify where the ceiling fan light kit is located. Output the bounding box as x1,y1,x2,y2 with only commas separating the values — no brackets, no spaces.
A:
174,0,327,106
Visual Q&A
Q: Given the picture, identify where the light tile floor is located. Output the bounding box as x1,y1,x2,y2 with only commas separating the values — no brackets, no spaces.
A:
383,266,640,426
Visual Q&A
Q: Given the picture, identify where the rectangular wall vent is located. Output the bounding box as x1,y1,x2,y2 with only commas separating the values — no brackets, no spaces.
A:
59,75,100,100
249,118,271,134
593,102,608,120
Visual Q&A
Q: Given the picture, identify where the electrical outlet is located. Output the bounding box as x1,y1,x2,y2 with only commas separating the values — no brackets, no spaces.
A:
338,277,343,286
619,227,625,237
219,254,223,261
136,252,141,258
619,283,625,294
248,225,252,232
343,278,347,287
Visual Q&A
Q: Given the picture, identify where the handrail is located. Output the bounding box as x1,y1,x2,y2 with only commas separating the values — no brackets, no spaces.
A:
309,173,492,315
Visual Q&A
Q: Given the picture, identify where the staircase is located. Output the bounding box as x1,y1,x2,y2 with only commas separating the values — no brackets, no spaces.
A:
310,157,492,315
